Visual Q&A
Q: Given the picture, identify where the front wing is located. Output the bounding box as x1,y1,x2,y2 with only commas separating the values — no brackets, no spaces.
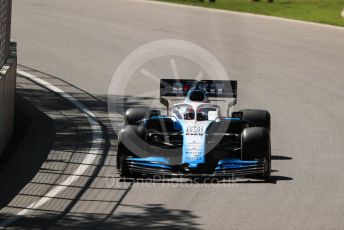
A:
123,157,265,178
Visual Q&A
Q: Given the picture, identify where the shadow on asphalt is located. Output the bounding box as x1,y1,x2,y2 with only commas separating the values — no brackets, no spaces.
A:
0,203,201,229
0,66,201,229
272,155,293,160
0,95,55,209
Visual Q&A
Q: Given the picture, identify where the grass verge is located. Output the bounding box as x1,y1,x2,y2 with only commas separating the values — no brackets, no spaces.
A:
156,0,344,27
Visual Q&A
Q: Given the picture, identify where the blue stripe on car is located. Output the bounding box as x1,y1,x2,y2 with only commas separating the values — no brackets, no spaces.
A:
128,157,170,164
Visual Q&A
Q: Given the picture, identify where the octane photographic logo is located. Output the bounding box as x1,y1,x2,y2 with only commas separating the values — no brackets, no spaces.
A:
107,39,235,183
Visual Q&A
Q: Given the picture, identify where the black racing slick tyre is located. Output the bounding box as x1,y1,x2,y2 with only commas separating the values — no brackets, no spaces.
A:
240,109,271,131
116,142,132,178
117,144,141,179
241,127,271,181
125,108,160,125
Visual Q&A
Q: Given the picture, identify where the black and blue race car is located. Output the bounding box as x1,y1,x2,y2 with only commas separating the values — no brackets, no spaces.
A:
117,79,271,181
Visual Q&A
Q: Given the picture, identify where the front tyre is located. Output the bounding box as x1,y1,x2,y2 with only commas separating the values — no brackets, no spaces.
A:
117,142,140,178
240,109,271,131
117,142,131,177
241,127,271,181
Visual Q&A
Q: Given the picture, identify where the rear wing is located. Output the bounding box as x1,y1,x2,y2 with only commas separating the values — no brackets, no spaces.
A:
160,79,238,116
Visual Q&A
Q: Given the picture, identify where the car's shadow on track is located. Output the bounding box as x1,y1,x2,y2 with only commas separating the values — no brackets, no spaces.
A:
272,155,293,160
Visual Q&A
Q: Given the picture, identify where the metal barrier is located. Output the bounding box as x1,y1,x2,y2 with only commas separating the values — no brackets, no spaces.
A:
0,0,15,155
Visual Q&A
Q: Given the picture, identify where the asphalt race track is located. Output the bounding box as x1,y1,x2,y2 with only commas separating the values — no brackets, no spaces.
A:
1,0,344,229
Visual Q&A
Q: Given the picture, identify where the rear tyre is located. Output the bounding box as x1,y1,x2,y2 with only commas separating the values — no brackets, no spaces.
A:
241,127,271,181
240,109,270,131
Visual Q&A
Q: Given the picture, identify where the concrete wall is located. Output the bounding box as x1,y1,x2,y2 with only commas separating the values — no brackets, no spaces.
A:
0,42,16,155
0,0,12,67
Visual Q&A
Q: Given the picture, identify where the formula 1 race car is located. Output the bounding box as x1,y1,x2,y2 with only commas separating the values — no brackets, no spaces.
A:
117,79,271,181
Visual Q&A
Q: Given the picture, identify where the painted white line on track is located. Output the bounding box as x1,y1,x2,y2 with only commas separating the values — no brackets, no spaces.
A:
0,70,103,228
